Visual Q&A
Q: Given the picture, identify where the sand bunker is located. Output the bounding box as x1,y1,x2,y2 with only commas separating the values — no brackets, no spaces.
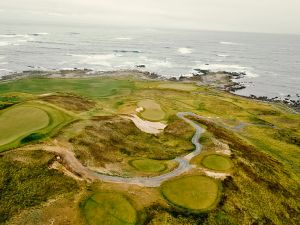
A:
124,114,166,134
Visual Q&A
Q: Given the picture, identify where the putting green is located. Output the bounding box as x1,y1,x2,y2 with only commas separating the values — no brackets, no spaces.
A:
138,99,165,121
130,159,166,172
158,83,197,91
161,175,220,211
201,154,233,171
0,106,49,146
82,192,137,225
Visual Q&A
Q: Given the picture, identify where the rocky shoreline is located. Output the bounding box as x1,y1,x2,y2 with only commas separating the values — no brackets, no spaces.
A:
1,68,299,113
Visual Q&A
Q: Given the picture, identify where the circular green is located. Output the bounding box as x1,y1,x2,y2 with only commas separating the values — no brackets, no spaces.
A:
201,154,233,171
82,192,137,225
130,159,166,172
161,175,220,211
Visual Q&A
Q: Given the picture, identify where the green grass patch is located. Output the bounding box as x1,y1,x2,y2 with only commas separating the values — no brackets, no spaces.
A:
81,192,137,225
201,154,233,171
0,106,49,146
0,77,135,98
0,102,74,152
129,159,167,173
138,99,165,121
161,175,221,211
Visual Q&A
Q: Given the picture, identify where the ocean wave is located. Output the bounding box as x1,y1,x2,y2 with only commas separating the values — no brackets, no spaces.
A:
114,37,132,40
0,34,30,38
29,33,49,36
113,50,142,53
219,41,241,46
69,53,117,66
0,41,9,46
216,54,230,57
178,47,193,54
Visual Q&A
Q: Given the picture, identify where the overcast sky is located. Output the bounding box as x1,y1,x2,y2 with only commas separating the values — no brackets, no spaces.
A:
0,0,299,34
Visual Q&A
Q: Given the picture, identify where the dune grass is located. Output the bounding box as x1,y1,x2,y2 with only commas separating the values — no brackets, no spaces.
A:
0,106,49,146
201,154,233,171
81,192,137,225
161,175,220,211
129,159,167,173
138,99,165,121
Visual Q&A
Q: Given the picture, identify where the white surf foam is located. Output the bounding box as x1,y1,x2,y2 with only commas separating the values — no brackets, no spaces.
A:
219,41,241,46
178,47,193,54
216,54,230,57
114,37,132,40
69,54,117,66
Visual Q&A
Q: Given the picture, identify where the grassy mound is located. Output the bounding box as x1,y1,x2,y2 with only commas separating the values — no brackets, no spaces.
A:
0,102,74,151
130,159,166,172
138,99,165,121
0,106,49,146
201,154,233,171
161,175,220,211
82,192,137,225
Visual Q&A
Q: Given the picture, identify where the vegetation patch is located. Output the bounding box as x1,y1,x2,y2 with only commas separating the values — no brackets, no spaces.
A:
81,192,137,225
129,159,167,173
138,99,165,121
201,154,233,171
161,175,220,211
0,151,78,223
41,94,96,112
158,83,197,91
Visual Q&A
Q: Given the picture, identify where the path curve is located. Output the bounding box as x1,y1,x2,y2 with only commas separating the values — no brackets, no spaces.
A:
92,112,204,187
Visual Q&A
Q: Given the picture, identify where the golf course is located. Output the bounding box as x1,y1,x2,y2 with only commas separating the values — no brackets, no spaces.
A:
0,71,299,225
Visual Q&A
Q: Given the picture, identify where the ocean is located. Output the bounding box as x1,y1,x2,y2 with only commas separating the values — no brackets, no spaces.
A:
0,24,299,100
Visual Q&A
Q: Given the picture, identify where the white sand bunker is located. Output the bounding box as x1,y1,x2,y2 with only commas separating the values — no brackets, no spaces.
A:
124,114,166,134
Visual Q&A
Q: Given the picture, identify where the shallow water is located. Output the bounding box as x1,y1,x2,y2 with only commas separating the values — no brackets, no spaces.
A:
0,24,299,99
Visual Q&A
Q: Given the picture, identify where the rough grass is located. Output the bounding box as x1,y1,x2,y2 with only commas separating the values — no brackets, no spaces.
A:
138,99,165,121
158,83,197,91
0,106,49,146
0,150,78,224
129,159,167,173
201,154,233,171
0,77,135,98
69,116,194,167
41,93,96,112
81,192,137,225
161,175,220,211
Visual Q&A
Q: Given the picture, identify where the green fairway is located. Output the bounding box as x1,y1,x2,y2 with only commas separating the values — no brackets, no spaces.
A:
130,159,167,172
0,102,74,151
201,154,233,171
82,192,137,225
161,175,220,211
0,106,49,146
138,99,165,121
0,78,134,98
158,83,197,91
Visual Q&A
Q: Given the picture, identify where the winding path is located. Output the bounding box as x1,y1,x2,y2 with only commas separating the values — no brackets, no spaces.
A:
92,112,204,187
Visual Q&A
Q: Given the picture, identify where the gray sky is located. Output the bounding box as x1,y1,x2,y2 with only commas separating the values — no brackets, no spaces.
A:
0,0,299,34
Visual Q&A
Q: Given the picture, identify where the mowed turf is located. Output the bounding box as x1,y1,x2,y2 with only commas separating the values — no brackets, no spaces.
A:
201,154,233,171
161,175,220,211
0,102,74,151
82,192,137,225
0,78,134,98
0,106,49,146
138,99,165,121
130,159,166,172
